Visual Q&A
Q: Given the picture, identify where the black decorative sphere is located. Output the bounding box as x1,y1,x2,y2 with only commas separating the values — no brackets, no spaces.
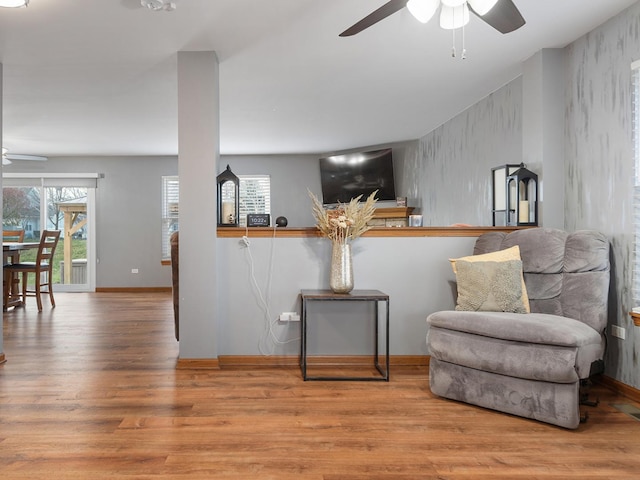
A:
275,216,288,227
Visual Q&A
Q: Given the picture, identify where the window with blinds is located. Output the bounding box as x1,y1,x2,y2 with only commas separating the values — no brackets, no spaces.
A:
162,176,179,261
632,60,640,303
238,175,271,227
160,174,271,259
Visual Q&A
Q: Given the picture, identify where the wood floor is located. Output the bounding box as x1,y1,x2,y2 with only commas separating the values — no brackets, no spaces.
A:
1,292,640,479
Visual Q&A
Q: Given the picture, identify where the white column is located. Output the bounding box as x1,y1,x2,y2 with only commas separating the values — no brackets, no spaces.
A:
177,51,219,359
522,49,566,229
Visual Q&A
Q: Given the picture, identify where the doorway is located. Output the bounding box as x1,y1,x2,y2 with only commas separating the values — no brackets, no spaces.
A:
2,175,97,292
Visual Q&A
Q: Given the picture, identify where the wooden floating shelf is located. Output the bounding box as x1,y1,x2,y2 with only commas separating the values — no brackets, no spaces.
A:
371,207,415,219
216,226,524,238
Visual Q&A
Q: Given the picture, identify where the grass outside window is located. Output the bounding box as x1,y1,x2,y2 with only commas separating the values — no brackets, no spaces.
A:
16,238,87,285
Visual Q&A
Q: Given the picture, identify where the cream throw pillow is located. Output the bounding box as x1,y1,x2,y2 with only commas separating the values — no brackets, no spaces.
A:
450,245,530,313
454,260,528,313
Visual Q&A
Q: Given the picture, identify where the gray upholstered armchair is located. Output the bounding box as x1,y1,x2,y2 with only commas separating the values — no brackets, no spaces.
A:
427,228,610,429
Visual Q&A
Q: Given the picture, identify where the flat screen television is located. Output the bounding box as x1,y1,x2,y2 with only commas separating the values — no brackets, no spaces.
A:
319,148,396,205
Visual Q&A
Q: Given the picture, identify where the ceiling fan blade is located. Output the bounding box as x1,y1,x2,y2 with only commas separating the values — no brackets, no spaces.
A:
4,154,48,161
470,0,525,34
340,0,408,37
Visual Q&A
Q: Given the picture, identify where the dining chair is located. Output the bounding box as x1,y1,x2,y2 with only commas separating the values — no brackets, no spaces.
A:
4,230,61,311
3,229,26,309
3,229,25,243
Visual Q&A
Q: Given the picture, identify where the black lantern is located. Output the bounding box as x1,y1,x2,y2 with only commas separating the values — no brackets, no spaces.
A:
491,164,521,226
506,163,538,226
216,164,240,227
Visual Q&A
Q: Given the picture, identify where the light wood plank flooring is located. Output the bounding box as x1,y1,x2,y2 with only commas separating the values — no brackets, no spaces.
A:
1,292,640,479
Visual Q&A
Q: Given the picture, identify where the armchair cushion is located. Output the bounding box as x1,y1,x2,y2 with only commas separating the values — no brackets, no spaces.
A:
428,311,602,347
428,310,604,379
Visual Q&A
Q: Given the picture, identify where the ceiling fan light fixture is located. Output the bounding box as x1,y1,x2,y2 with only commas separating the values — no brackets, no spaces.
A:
338,0,525,38
407,0,440,24
0,0,28,7
467,0,499,16
440,3,470,30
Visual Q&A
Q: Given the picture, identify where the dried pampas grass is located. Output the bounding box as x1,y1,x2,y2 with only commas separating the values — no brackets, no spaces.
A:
308,190,378,244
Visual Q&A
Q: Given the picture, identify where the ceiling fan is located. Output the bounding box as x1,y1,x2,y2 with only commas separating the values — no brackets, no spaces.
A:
339,0,525,37
2,148,48,166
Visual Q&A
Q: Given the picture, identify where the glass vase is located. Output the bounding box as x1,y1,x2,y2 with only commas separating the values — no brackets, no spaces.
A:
329,241,354,293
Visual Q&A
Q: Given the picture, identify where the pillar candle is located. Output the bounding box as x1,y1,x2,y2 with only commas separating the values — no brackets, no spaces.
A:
519,200,529,223
222,202,235,224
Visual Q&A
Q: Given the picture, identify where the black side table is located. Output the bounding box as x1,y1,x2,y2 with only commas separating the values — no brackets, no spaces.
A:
300,289,390,381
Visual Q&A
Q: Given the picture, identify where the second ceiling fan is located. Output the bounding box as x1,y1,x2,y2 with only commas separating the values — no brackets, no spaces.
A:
340,0,525,37
2,148,47,166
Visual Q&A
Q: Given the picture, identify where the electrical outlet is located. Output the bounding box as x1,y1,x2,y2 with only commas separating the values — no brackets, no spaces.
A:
612,325,626,340
131,268,139,274
279,312,298,322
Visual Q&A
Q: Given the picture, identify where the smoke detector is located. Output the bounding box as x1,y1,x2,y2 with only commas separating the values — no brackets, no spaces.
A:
140,0,175,11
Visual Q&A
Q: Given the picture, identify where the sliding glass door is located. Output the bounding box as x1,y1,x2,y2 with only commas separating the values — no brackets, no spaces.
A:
3,175,97,292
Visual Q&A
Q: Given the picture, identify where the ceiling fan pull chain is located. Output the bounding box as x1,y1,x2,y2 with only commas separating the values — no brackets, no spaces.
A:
451,25,456,58
461,22,467,60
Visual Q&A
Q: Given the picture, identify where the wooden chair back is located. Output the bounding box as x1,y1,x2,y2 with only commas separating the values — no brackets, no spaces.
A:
35,230,61,272
3,230,25,243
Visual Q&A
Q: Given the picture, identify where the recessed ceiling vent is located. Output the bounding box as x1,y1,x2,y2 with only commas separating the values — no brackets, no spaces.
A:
140,0,175,12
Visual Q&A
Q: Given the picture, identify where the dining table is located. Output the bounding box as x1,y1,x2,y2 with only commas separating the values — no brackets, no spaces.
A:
3,241,40,310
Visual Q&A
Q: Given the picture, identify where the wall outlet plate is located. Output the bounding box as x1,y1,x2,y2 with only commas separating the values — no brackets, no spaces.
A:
612,325,626,340
279,312,299,322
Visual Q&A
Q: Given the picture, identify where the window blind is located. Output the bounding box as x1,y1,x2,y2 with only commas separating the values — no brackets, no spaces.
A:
239,175,271,227
159,174,271,258
161,176,179,260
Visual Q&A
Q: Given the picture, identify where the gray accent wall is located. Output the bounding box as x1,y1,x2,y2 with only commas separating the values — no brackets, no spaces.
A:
565,3,640,389
409,79,523,226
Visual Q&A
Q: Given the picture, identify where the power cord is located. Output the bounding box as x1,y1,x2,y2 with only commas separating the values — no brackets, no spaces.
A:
241,224,299,355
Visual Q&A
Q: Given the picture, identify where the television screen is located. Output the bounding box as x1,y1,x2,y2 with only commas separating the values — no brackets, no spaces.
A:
319,148,396,205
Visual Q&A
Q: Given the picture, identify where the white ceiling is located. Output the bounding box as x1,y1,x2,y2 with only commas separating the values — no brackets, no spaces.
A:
0,0,637,158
